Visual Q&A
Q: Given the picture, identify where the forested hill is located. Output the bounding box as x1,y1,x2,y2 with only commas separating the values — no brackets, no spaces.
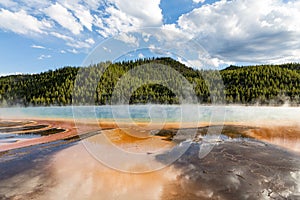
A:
1,57,300,107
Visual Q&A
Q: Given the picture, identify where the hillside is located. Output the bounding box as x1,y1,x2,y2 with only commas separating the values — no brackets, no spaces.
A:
1,57,300,106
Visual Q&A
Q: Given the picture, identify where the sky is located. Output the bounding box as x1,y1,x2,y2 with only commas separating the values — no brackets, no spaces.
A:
0,0,300,75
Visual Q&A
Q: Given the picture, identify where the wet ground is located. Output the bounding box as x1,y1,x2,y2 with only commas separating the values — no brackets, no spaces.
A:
0,120,300,199
159,140,300,199
0,139,78,199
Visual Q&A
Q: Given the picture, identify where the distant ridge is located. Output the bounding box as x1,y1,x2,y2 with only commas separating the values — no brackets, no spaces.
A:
0,57,300,107
221,65,241,71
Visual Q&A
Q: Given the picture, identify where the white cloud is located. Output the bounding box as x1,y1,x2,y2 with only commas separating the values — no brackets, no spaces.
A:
44,3,83,35
142,32,151,42
0,9,51,35
50,32,73,41
176,0,300,64
103,46,111,53
1,0,300,67
110,0,162,26
67,49,79,54
59,1,94,31
30,44,46,49
0,72,23,77
50,32,94,49
116,33,139,46
177,57,204,69
94,0,163,37
210,57,230,67
95,6,138,37
0,0,163,54
93,14,104,28
148,44,156,51
85,38,95,45
0,0,18,7
38,54,51,60
158,24,193,44
177,54,232,69
192,0,205,4
0,1,100,52
21,0,51,9
31,44,46,49
84,0,102,10
66,41,92,49
74,8,94,31
138,53,144,59
60,50,66,54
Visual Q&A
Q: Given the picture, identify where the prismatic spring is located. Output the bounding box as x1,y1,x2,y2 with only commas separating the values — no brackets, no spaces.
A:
0,105,300,199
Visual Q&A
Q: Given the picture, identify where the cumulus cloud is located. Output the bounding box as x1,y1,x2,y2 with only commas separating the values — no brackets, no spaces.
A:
59,0,94,31
156,24,193,44
1,0,300,67
44,3,83,35
95,5,140,37
0,9,51,35
116,33,139,46
95,0,163,37
0,0,163,52
177,0,300,64
110,0,162,26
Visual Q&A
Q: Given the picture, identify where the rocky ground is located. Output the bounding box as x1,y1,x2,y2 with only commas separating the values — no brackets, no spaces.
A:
0,120,300,199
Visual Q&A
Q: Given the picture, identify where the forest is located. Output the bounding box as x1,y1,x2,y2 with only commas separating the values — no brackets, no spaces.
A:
1,57,300,107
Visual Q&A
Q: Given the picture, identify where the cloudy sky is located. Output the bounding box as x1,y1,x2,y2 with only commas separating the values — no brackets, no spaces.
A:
0,0,300,75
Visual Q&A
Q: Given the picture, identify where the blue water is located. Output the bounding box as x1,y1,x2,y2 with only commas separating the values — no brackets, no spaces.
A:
1,105,299,147
0,105,300,123
0,131,42,146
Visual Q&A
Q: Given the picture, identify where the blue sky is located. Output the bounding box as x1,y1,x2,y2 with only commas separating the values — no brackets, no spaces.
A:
0,0,300,75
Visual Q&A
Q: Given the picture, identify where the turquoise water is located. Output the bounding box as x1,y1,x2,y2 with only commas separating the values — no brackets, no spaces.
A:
0,105,300,123
0,105,208,122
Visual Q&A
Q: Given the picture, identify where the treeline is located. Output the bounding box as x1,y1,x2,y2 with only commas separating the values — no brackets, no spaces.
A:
1,57,300,107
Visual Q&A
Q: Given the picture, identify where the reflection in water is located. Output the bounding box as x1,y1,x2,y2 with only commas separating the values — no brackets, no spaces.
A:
158,141,300,200
268,138,300,153
42,143,179,200
12,138,299,200
246,125,300,153
0,133,40,145
0,121,66,147
81,127,192,173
